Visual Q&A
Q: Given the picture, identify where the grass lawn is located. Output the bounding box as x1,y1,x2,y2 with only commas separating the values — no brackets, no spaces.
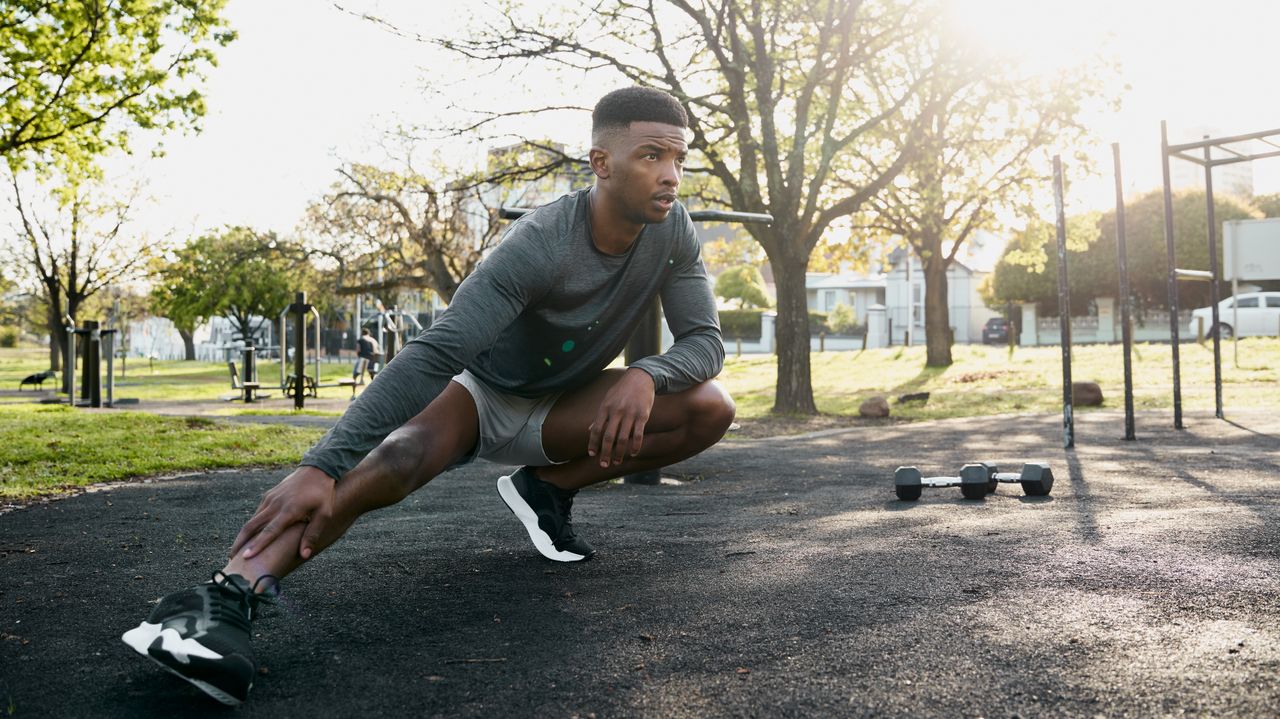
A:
0,403,323,500
724,337,1280,430
0,338,1275,497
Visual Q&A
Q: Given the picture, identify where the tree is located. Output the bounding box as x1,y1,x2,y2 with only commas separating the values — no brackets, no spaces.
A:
6,168,153,376
405,0,938,414
985,190,1259,313
1254,193,1280,218
714,264,771,309
861,31,1101,366
305,144,577,302
151,227,303,347
0,0,234,169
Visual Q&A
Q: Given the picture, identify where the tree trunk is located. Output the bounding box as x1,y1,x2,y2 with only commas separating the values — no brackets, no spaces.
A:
179,328,196,361
770,250,817,414
922,250,953,367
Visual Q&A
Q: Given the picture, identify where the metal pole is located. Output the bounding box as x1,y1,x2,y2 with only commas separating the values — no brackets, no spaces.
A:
1160,121,1183,429
310,306,322,387
103,330,115,408
294,292,307,410
624,297,663,485
64,318,77,405
904,251,912,347
1203,141,1223,420
1112,144,1136,441
1052,156,1074,449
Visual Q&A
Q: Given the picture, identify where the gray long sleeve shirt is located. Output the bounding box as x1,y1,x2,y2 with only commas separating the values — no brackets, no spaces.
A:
300,188,724,481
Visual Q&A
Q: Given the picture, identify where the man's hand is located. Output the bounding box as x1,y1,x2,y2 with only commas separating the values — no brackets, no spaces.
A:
589,368,656,468
230,466,337,562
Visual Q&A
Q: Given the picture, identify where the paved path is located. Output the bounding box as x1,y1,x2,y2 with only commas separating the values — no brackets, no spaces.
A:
2,410,1279,717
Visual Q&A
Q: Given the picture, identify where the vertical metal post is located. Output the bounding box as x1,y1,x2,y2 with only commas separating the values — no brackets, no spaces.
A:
624,297,663,485
1112,144,1136,441
83,320,101,408
293,291,307,410
904,252,912,347
64,319,77,404
1203,143,1223,419
1052,156,1074,449
1160,121,1183,429
103,330,115,408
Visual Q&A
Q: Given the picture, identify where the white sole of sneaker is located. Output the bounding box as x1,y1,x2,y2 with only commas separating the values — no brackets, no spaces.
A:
496,475,590,562
121,622,243,706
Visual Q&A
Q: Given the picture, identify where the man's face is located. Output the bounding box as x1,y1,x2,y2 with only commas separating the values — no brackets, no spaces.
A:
597,121,688,224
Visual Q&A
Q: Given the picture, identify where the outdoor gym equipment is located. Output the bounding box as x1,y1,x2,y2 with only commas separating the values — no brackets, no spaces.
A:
894,463,1054,501
499,204,773,485
61,316,122,408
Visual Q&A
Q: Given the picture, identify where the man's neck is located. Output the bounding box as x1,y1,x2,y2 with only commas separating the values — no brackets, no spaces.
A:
588,186,644,255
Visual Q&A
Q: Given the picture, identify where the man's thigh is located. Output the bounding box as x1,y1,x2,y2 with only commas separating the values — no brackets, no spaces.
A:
540,369,730,462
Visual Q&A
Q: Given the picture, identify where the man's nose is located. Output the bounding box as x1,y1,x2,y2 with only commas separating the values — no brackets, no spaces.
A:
659,160,680,186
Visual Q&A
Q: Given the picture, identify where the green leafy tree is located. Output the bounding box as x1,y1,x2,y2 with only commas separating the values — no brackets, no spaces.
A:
7,168,153,376
414,0,940,414
0,0,234,169
1253,193,1280,218
987,190,1259,313
862,30,1104,366
151,227,303,348
714,265,771,309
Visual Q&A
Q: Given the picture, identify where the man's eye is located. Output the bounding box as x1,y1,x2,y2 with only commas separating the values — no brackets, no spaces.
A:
644,153,658,160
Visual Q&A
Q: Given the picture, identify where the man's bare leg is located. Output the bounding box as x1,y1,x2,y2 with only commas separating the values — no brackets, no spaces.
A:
538,369,736,489
223,382,480,587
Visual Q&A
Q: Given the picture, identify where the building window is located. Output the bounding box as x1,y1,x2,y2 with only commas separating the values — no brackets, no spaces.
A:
822,290,836,311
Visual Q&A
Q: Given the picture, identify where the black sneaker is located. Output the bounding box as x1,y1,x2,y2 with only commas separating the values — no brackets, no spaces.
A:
121,571,278,705
497,467,595,562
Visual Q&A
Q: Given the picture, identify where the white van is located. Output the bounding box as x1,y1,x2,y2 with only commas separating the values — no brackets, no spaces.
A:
1189,292,1280,338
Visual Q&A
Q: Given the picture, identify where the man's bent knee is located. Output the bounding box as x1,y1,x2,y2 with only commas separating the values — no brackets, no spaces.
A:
684,380,736,447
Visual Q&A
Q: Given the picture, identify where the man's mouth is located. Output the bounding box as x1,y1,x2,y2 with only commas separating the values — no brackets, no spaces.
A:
653,194,676,210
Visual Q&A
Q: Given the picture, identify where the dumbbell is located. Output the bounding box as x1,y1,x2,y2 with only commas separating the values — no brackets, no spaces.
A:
959,463,1054,497
894,466,992,501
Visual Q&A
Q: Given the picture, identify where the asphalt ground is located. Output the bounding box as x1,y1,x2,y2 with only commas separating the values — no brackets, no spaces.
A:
2,409,1279,718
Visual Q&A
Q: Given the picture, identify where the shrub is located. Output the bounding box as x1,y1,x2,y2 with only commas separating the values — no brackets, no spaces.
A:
808,311,829,336
719,309,763,339
0,327,17,348
827,303,861,335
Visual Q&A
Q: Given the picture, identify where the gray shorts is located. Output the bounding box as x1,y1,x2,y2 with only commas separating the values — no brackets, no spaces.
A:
450,370,566,468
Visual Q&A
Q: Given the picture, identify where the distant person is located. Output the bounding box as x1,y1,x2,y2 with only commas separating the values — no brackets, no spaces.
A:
122,86,733,705
352,328,382,383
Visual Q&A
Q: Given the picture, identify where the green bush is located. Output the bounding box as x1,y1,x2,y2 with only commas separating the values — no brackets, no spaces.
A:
0,326,17,348
809,311,829,336
719,309,764,339
827,303,861,335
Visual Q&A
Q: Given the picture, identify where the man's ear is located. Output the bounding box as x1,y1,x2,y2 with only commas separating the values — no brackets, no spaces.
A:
589,146,611,180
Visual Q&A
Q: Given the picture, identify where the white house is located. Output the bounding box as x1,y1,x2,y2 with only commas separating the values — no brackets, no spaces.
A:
883,235,1004,345
805,272,886,325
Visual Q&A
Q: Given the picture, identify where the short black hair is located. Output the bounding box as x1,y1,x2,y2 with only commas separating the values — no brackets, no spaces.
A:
592,87,688,141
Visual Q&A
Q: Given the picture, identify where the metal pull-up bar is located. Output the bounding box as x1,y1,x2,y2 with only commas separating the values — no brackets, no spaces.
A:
1174,269,1213,281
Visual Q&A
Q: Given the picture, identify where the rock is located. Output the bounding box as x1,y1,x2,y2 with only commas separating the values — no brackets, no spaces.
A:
859,396,890,418
1072,381,1104,406
897,391,930,404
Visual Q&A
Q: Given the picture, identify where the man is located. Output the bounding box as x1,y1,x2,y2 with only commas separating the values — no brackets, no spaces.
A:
121,86,734,705
352,327,382,383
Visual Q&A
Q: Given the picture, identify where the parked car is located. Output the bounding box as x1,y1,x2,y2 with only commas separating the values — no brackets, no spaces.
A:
981,317,1011,344
1189,291,1280,339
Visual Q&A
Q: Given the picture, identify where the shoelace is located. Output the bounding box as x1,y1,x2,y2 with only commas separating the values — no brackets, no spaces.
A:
550,490,578,541
209,571,281,629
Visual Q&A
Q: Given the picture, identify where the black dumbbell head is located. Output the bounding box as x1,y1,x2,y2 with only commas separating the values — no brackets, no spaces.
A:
958,464,989,500
894,466,923,501
1019,463,1054,496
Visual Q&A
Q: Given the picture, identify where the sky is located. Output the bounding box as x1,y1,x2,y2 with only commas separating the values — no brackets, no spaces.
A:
103,0,1280,244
